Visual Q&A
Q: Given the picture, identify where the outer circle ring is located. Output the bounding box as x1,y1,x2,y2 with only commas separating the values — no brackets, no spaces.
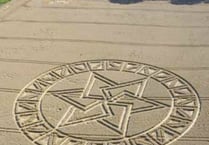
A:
14,59,200,145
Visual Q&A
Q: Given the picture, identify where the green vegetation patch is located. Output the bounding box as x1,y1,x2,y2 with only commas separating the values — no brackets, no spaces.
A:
0,0,11,4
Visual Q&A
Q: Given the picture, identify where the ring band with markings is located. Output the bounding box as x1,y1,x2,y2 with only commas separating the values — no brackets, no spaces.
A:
14,59,200,145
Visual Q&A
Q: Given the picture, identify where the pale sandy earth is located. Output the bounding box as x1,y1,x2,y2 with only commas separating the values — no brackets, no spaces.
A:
0,0,209,145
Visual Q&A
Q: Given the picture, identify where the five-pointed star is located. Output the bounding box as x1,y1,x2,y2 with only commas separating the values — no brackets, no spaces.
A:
49,72,169,136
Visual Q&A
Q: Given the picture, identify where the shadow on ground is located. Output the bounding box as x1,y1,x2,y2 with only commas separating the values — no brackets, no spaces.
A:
171,0,208,4
109,0,142,4
109,0,209,5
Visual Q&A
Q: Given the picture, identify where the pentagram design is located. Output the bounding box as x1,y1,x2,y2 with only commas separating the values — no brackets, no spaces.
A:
14,60,200,145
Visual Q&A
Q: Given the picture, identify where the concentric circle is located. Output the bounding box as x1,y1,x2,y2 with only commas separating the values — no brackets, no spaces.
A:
14,59,200,145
